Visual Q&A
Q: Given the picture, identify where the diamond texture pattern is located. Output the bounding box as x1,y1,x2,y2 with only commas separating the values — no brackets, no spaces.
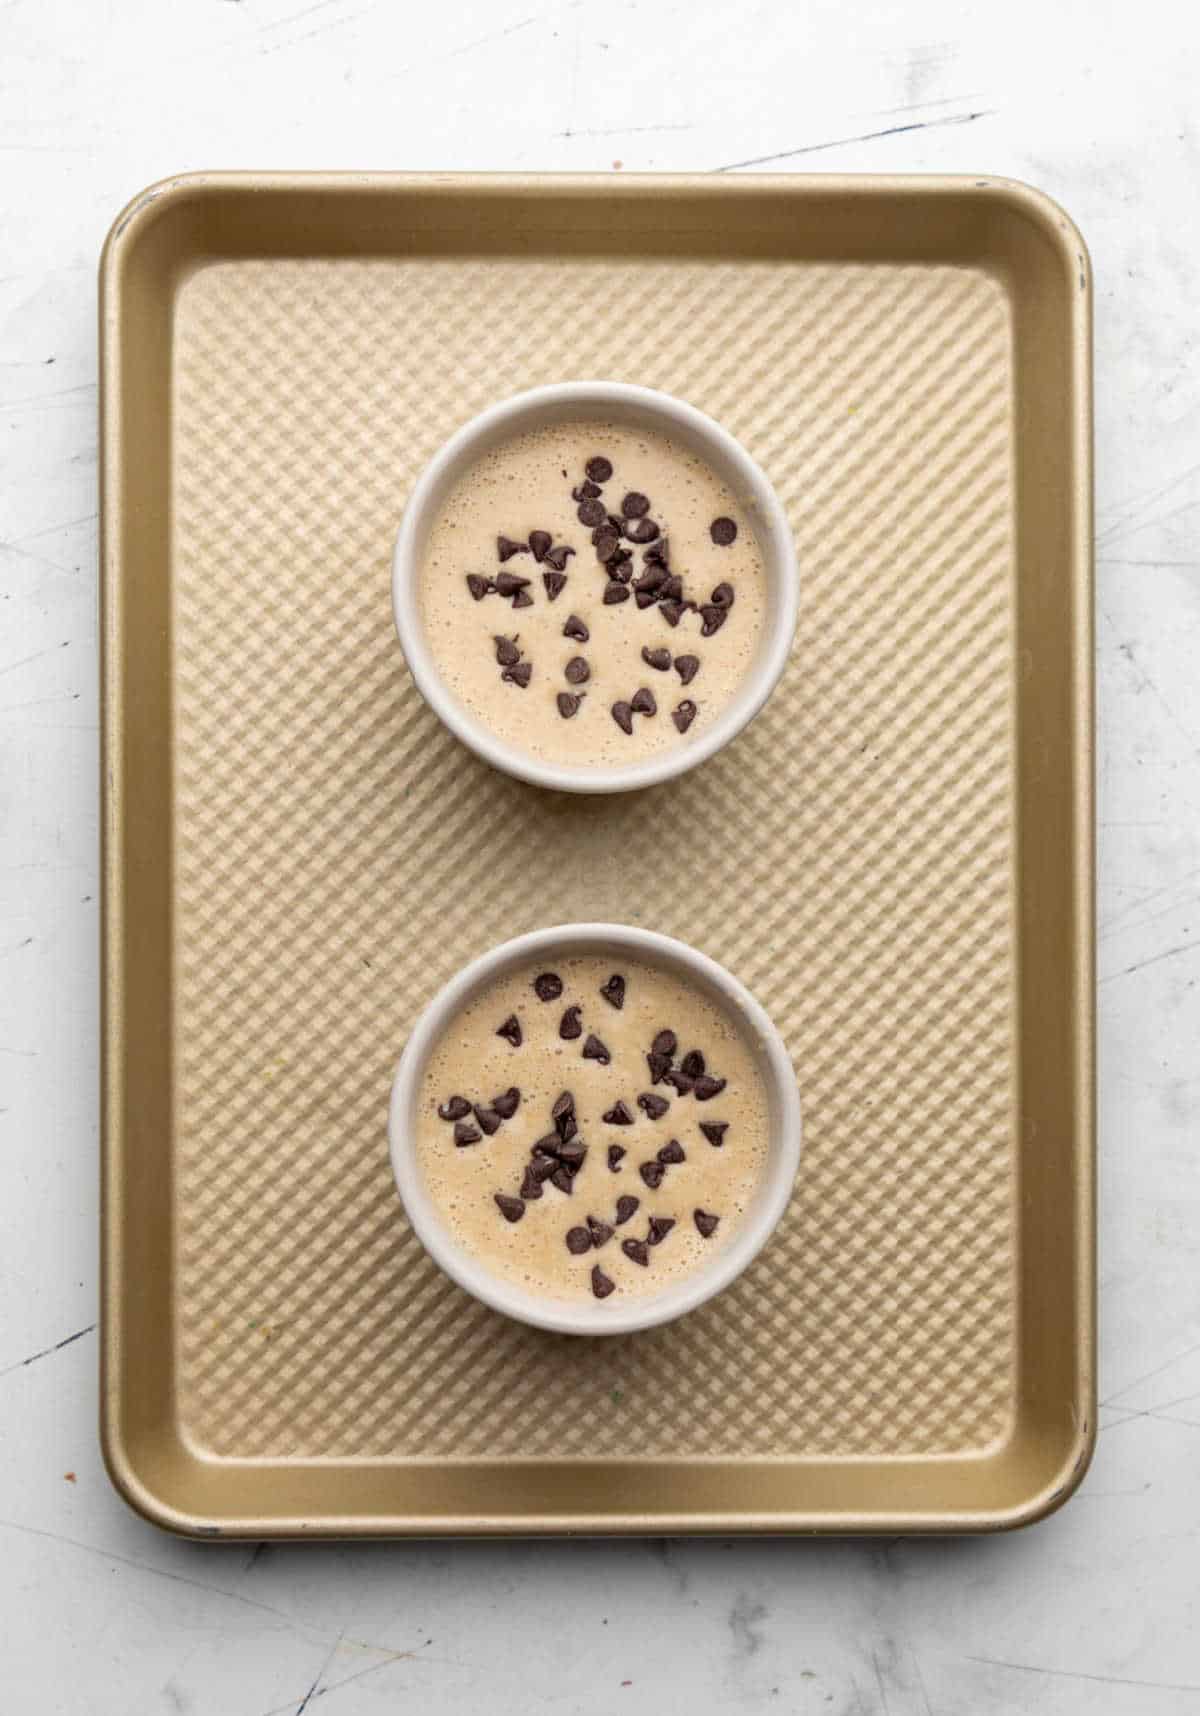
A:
171,252,1016,1461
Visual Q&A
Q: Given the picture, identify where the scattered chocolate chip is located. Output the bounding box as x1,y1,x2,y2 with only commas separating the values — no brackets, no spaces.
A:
454,1120,482,1146
573,479,602,501
621,491,650,519
552,1090,576,1124
496,1014,522,1047
634,589,658,609
466,573,492,601
493,1086,521,1120
604,1100,634,1125
638,1092,670,1120
652,1029,678,1057
519,1166,544,1200
711,581,735,608
594,527,621,563
591,1265,615,1298
534,972,563,1001
530,1152,560,1181
710,517,737,546
577,497,607,527
497,535,529,562
437,1095,471,1122
627,516,660,544
699,1121,728,1147
582,1033,611,1064
603,581,631,604
559,1004,583,1040
672,699,698,733
543,571,568,601
657,1139,686,1165
612,700,634,734
699,604,727,637
659,600,686,627
599,973,625,1010
563,613,589,642
494,1193,525,1222
608,557,633,583
494,635,521,667
557,691,584,718
693,1074,726,1101
544,544,575,572
534,1132,563,1158
630,687,656,716
615,1194,640,1224
621,1237,650,1266
634,565,667,595
644,537,670,567
557,1140,587,1171
639,1160,666,1189
680,1049,706,1078
472,1104,501,1136
566,1225,592,1255
494,571,531,597
648,1216,676,1246
565,656,590,685
608,1144,628,1172
674,654,700,685
528,529,552,563
550,1165,575,1195
663,1069,694,1096
607,512,627,533
659,574,683,602
642,645,672,670
501,660,532,686
587,1215,614,1248
646,1050,672,1083
694,1208,720,1237
556,1109,579,1144
586,456,613,483
511,588,534,610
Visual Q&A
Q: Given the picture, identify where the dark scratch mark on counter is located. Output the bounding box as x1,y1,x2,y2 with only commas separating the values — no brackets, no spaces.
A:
713,109,993,172
0,1321,96,1379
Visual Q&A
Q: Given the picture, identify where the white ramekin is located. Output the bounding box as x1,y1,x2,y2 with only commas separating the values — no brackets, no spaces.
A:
391,383,798,794
387,923,802,1336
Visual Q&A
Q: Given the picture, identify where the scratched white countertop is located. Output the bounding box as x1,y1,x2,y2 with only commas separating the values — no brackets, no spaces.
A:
2,2,1198,1712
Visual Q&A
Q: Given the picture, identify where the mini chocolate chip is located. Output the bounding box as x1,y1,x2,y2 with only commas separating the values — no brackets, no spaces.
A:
493,571,530,597
497,535,529,562
693,1074,727,1101
519,1166,544,1201
587,1215,614,1248
612,700,634,734
557,1140,586,1171
534,1133,563,1158
646,1050,672,1083
437,1095,471,1122
552,1089,576,1123
543,571,567,601
648,1216,676,1245
501,660,532,687
634,589,658,609
615,1194,640,1224
608,558,633,583
530,1152,560,1181
454,1120,482,1146
621,491,650,519
634,566,668,595
577,497,607,526
573,479,602,500
700,1121,728,1147
565,656,590,685
699,604,727,637
604,1100,634,1125
622,1238,650,1266
544,544,575,572
603,581,631,604
607,512,627,533
534,972,563,1001
529,529,552,562
638,1092,670,1120
711,581,735,608
653,575,678,602
494,635,521,667
582,1033,611,1064
466,573,492,601
556,1110,578,1143
627,516,660,544
694,1208,720,1237
493,1086,521,1120
672,699,698,733
600,973,625,1009
652,1029,678,1057
630,687,656,716
496,1014,522,1047
563,613,589,642
550,1165,575,1195
591,1265,616,1298
472,1105,502,1136
586,456,614,483
663,1069,694,1096
608,1145,628,1172
659,600,685,627
644,537,670,567
639,1160,666,1189
594,527,621,563
710,517,737,546
674,654,700,685
559,1004,583,1040
680,1049,705,1078
495,1193,526,1222
566,1225,592,1255
511,588,534,610
657,1139,686,1165
642,645,672,670
557,692,584,718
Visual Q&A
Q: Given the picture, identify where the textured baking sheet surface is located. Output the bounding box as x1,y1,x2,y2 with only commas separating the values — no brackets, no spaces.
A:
172,254,1016,1462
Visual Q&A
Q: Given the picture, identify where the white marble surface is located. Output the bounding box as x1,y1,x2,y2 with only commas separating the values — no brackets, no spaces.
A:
2,1,1198,1711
